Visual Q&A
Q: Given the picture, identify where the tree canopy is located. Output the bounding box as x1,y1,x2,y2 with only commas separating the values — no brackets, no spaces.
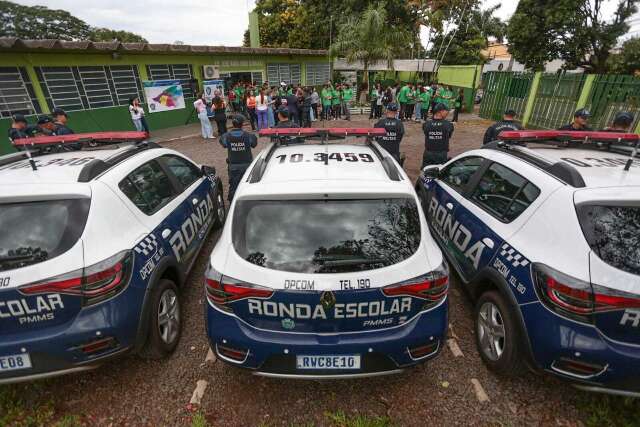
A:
0,1,147,42
608,37,640,74
507,0,639,72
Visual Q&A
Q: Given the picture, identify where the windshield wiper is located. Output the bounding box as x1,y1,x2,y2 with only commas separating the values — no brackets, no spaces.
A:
0,247,48,271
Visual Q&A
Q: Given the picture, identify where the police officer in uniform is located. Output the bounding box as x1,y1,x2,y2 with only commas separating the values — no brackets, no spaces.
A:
36,115,58,136
219,114,258,202
274,107,299,129
8,113,30,143
422,103,454,167
374,103,404,163
482,109,523,145
559,109,592,131
52,108,74,135
603,111,634,132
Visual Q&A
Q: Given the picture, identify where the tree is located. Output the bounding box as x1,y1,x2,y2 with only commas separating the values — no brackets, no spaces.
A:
0,1,147,43
507,0,639,72
608,37,640,74
329,3,410,86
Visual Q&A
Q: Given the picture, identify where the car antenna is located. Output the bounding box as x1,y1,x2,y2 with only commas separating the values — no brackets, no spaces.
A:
624,137,639,172
25,148,37,171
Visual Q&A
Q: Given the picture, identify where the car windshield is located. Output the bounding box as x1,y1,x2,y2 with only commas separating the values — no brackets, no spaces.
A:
578,204,640,276
233,198,421,273
0,199,90,272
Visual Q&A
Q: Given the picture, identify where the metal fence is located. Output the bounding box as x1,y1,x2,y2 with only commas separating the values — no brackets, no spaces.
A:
585,74,640,130
480,72,533,121
528,73,585,129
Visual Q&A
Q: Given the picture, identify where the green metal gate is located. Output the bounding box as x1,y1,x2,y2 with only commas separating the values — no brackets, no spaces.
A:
480,72,533,121
585,74,640,130
528,73,586,129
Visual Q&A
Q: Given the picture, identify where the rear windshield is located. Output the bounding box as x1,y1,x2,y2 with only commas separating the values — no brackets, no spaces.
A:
578,205,640,276
233,199,421,273
0,199,90,272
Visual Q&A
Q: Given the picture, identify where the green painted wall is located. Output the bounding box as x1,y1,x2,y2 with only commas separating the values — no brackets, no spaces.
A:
437,65,482,112
0,50,329,154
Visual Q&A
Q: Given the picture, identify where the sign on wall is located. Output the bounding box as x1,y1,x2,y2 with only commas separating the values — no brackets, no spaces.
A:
203,80,225,102
143,80,185,113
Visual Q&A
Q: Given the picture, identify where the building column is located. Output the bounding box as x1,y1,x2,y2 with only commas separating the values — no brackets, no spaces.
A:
522,71,542,128
24,58,50,114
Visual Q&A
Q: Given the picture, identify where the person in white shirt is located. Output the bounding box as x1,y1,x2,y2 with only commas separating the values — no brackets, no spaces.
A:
255,89,269,130
128,97,149,133
194,93,214,140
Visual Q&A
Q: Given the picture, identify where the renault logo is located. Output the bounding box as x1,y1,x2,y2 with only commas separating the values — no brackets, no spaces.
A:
320,290,336,311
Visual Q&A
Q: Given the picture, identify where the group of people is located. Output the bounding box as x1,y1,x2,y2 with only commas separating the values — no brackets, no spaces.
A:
7,108,74,144
367,82,464,123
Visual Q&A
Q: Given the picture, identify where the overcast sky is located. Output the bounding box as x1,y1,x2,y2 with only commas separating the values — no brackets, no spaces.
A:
13,0,640,46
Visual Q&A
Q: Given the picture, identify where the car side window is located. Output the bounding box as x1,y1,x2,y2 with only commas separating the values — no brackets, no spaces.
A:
440,156,484,192
119,160,177,215
470,162,540,222
160,155,202,190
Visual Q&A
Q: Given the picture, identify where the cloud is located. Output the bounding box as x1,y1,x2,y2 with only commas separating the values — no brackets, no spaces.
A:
13,0,257,45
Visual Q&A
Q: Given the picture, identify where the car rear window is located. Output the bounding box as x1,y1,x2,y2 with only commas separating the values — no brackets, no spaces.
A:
0,199,90,272
233,198,421,273
578,205,640,276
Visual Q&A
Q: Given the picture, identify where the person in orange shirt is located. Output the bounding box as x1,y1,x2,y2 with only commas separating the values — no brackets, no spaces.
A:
245,90,257,131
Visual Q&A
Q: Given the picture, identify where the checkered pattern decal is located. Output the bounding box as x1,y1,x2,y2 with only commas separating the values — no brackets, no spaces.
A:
500,243,530,268
134,234,159,256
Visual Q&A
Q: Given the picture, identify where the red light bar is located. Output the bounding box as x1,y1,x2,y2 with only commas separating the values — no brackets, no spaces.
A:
258,127,387,137
12,131,148,147
499,130,639,143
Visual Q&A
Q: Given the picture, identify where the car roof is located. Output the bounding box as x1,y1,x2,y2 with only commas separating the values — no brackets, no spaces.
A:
236,142,414,198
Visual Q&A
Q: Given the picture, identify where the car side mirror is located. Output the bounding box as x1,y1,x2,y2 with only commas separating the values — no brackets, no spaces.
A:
422,165,440,179
201,165,216,176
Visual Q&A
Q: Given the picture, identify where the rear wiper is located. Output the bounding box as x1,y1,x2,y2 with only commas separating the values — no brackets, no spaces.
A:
0,247,48,269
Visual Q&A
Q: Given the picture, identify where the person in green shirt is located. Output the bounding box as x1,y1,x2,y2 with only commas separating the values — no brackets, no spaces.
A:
331,84,340,120
341,83,353,121
416,86,431,122
321,83,333,121
397,83,410,121
369,83,379,119
405,83,416,121
452,88,464,122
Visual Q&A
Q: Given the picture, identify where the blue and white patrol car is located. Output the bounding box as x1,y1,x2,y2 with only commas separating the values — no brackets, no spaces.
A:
204,128,448,378
416,130,640,396
0,132,224,384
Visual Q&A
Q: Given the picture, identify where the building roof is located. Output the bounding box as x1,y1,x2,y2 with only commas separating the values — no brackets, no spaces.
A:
0,37,328,57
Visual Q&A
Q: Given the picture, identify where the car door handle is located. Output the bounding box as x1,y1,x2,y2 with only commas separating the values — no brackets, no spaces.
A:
192,198,199,206
446,202,454,210
482,238,495,249
162,228,172,239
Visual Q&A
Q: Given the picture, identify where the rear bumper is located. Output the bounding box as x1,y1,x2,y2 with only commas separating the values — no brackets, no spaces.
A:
521,302,640,392
206,298,448,378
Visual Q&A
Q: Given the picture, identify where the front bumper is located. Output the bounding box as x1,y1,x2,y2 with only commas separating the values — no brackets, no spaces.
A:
521,302,640,393
206,299,448,378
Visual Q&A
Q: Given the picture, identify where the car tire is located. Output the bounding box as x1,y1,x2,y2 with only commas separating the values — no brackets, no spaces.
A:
140,279,182,360
214,187,226,228
474,290,525,376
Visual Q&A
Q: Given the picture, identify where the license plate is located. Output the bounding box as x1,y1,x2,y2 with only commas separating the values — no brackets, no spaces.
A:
296,355,360,370
0,353,32,372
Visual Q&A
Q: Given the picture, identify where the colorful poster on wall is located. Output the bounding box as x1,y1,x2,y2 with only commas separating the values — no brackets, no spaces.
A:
143,80,185,113
203,80,225,102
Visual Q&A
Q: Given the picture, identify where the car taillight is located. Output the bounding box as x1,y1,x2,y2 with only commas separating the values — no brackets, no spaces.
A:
534,263,640,322
205,267,273,312
19,251,132,307
382,262,449,304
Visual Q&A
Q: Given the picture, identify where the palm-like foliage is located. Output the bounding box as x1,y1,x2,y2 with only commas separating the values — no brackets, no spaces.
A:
329,3,410,84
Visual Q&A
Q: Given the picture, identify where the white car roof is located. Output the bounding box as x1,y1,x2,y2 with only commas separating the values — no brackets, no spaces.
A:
235,142,414,199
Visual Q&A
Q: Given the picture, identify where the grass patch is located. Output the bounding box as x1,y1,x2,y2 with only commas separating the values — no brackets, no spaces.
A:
325,410,393,427
190,411,208,427
0,384,83,427
579,394,640,427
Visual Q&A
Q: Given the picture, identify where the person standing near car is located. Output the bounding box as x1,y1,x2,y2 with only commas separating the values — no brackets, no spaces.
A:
220,114,258,201
310,87,320,122
341,83,353,121
482,109,523,145
129,97,149,134
374,103,405,163
452,89,464,123
7,113,31,144
603,111,635,132
422,103,454,167
558,109,593,131
212,92,228,136
194,93,214,140
52,108,74,135
321,83,333,121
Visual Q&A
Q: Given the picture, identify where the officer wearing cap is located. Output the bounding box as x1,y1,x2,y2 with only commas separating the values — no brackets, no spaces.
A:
482,109,523,145
219,114,258,201
8,114,30,143
52,108,74,135
603,111,635,132
422,103,454,167
374,103,405,163
274,107,299,129
36,115,57,136
559,109,593,131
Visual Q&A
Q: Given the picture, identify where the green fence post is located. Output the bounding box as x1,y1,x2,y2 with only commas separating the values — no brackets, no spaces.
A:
575,74,596,110
25,60,50,114
522,71,542,128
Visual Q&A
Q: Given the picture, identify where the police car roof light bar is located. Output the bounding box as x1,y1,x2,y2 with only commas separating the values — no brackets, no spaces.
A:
257,128,387,138
499,130,639,145
12,131,148,149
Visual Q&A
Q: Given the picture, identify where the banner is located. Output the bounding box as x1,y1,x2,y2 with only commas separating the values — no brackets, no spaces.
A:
203,80,226,102
143,80,185,113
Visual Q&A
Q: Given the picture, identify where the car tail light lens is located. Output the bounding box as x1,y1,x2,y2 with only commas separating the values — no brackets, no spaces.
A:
382,262,449,305
19,251,133,307
408,341,440,360
534,263,640,322
205,267,273,313
216,343,249,362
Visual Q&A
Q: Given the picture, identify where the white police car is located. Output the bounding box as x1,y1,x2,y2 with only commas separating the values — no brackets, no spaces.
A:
416,129,640,396
204,128,448,378
0,132,224,384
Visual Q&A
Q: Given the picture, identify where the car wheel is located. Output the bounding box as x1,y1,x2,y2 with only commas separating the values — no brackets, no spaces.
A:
475,290,524,376
140,279,181,359
214,188,226,228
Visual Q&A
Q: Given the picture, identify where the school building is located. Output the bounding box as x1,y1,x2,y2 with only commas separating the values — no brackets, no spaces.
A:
0,37,330,154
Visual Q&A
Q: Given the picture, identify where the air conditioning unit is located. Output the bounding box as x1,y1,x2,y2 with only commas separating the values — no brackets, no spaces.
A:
203,65,220,79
